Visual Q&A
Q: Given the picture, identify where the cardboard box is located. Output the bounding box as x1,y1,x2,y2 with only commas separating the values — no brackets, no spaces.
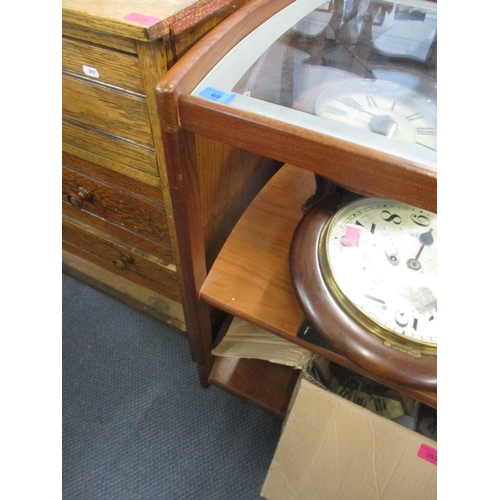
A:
261,376,437,500
212,316,313,369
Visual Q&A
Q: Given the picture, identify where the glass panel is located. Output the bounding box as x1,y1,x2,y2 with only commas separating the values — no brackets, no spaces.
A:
194,0,437,168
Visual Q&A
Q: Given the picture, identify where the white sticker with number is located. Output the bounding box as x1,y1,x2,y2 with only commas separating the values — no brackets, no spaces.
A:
82,65,99,78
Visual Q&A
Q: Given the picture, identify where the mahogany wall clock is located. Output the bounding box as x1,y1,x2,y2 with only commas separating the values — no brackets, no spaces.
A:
290,194,437,390
281,0,438,390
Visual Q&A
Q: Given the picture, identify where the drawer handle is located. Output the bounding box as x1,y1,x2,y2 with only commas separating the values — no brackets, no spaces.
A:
68,187,93,209
113,252,133,270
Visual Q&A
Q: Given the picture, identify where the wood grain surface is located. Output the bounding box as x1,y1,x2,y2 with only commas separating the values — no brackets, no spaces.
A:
63,0,252,41
63,216,180,301
62,165,172,249
62,75,154,147
62,38,144,93
200,165,314,337
62,122,159,182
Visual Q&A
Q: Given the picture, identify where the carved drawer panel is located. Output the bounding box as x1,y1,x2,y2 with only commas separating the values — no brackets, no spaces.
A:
62,151,162,203
62,164,172,255
62,38,144,93
62,216,180,302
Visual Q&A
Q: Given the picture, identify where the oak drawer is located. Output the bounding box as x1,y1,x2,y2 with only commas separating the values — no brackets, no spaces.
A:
62,23,138,55
63,200,174,263
62,121,159,183
62,38,144,93
63,249,186,331
62,216,180,302
62,165,172,251
62,74,154,147
62,151,163,204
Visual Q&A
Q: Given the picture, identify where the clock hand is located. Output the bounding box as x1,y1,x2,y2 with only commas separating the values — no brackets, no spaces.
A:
386,253,400,266
363,227,400,266
368,114,398,137
370,226,400,266
407,229,434,271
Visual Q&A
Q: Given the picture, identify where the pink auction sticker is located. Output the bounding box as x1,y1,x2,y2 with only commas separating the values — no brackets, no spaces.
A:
417,443,437,466
123,12,161,26
343,225,361,247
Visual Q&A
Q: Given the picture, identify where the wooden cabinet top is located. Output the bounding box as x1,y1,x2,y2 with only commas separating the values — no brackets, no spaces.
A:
62,0,239,41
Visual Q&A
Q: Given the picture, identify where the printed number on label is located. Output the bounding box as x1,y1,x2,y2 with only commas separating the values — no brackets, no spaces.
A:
83,65,99,78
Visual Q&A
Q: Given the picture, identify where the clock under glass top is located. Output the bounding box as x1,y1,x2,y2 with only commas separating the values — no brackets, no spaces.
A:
193,0,437,169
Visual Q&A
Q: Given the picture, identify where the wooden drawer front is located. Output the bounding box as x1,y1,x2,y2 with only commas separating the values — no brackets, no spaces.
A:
63,200,174,264
62,151,163,204
62,216,180,301
62,38,144,93
62,165,171,250
63,249,185,331
62,75,154,147
62,121,159,182
62,23,138,54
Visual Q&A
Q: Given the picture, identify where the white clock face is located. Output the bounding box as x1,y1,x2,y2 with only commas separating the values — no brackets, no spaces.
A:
314,79,437,151
320,197,437,349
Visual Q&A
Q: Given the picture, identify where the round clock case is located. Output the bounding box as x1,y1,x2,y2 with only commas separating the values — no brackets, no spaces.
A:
289,194,437,391
293,76,437,152
313,78,437,150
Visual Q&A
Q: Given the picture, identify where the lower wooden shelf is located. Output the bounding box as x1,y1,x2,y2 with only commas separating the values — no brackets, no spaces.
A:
209,356,299,419
200,164,437,409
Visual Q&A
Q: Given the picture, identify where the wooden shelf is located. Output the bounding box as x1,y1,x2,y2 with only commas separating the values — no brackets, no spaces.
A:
201,164,312,337
200,164,437,409
209,356,299,419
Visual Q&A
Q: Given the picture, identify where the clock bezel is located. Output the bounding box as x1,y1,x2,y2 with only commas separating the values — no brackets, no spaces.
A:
312,77,438,151
318,196,437,355
289,194,437,391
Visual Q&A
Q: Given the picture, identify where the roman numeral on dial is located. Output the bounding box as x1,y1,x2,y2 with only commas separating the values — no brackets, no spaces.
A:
324,105,348,116
416,127,437,136
339,97,363,110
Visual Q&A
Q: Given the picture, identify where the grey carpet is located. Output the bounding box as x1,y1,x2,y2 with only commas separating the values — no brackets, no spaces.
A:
62,274,283,499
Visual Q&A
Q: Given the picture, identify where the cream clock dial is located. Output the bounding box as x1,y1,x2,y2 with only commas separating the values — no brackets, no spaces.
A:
314,79,437,151
319,197,437,354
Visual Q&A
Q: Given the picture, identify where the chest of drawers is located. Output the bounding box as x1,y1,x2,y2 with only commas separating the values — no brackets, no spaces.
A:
62,0,250,331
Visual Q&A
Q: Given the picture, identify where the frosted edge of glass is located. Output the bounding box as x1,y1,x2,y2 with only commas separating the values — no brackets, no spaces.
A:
192,0,327,94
